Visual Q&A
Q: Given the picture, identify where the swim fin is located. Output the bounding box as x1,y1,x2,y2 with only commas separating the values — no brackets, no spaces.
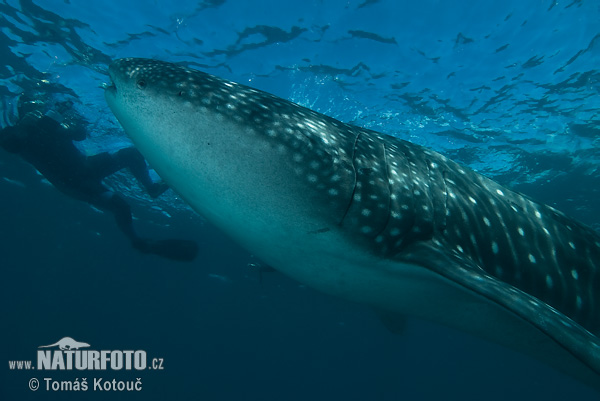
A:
133,238,199,262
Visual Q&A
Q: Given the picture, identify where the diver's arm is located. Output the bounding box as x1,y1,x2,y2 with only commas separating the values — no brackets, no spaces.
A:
43,110,87,141
64,121,87,141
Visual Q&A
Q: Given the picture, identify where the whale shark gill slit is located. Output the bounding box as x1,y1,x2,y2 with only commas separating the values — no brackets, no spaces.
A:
341,132,391,240
338,131,361,226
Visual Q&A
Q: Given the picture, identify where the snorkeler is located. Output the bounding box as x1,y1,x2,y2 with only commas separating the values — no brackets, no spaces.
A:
0,95,198,262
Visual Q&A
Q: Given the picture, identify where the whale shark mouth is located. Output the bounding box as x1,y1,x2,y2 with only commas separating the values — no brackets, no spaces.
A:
102,77,116,92
101,81,116,91
102,68,117,92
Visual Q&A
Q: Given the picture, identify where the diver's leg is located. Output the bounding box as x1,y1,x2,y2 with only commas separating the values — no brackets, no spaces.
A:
94,191,139,242
111,148,168,198
92,190,198,262
86,148,168,198
59,179,140,242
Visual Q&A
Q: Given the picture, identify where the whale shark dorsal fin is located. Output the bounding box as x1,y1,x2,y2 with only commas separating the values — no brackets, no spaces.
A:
397,241,600,384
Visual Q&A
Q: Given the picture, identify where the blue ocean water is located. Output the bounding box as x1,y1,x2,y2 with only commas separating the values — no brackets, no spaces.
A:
0,0,599,400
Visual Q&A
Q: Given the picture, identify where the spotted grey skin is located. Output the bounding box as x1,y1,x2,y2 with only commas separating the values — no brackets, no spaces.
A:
105,58,600,390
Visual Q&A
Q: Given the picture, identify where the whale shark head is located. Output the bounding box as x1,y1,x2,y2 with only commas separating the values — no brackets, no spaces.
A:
104,58,375,284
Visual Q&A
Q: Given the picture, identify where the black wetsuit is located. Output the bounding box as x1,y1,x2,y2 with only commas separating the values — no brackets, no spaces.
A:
0,111,198,261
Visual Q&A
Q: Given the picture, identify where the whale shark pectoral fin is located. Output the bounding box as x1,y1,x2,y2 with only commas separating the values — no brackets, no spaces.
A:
398,241,600,382
372,308,408,334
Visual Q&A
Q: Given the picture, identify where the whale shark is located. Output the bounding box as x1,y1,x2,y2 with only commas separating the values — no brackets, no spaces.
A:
105,58,600,390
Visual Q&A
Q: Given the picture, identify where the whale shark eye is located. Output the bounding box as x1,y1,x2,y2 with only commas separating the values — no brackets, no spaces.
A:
137,80,147,89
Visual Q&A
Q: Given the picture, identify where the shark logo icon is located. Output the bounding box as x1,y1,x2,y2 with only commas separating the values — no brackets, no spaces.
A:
38,337,91,350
